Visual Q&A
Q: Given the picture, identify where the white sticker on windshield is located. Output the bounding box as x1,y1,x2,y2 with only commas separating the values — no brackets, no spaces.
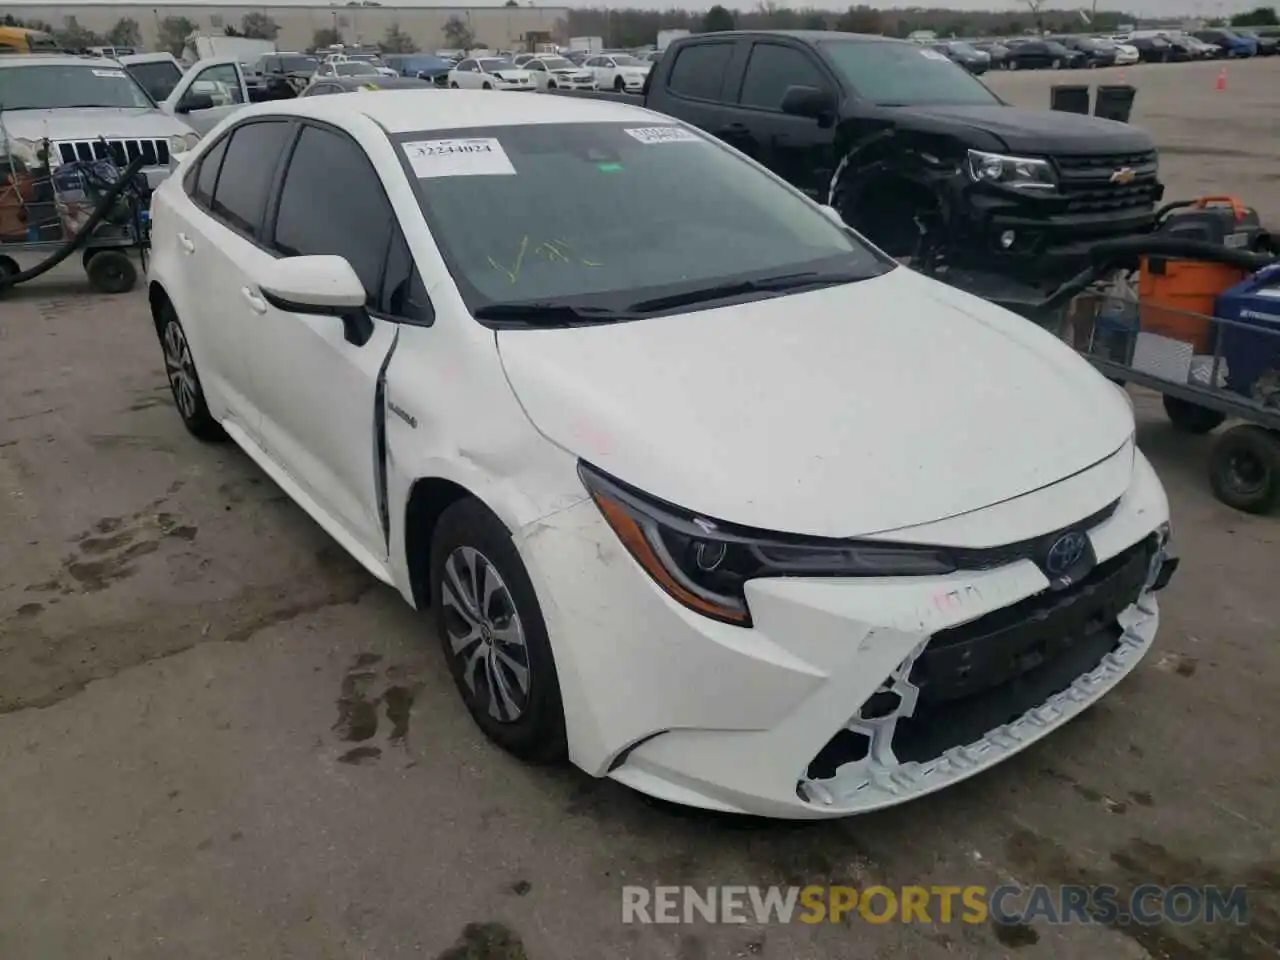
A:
623,126,699,145
403,138,516,178
919,49,950,61
92,69,127,78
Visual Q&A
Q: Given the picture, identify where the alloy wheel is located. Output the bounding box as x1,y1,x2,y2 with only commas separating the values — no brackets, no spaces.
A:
440,545,532,723
163,320,198,421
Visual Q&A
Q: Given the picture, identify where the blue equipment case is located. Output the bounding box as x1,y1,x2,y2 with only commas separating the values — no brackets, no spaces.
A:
1216,264,1280,406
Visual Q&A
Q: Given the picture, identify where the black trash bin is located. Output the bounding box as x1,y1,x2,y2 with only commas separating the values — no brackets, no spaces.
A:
1094,84,1136,123
1050,84,1091,115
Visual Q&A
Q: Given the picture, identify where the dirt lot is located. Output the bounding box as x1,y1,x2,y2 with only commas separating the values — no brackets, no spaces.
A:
2,60,1279,960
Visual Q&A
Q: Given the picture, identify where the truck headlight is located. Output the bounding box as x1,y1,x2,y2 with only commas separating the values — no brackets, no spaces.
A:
967,149,1056,190
169,132,202,154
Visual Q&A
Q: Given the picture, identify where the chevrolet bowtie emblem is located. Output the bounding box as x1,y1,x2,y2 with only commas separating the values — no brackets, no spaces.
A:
1110,167,1136,185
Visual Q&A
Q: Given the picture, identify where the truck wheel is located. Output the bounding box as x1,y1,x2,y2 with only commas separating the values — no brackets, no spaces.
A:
1163,395,1226,434
838,180,939,263
1209,426,1280,514
1052,58,1063,68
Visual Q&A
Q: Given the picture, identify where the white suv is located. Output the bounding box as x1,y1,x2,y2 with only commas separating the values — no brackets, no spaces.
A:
145,91,1176,819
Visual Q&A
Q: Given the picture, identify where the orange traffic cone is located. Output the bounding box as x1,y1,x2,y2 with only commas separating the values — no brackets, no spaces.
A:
1216,66,1227,91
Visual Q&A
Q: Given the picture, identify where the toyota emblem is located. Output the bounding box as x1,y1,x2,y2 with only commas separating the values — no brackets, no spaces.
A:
1045,532,1088,577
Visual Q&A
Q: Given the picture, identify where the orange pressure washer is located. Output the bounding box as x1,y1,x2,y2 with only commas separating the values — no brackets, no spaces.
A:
1138,196,1271,352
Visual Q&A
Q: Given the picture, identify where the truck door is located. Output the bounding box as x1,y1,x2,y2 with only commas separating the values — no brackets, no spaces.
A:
717,40,838,200
161,57,251,135
652,39,747,143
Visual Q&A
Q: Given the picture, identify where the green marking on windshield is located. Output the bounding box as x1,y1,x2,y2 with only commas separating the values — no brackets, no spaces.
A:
597,162,624,173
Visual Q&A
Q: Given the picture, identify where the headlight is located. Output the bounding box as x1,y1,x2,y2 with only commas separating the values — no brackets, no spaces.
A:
579,462,956,626
967,149,1056,190
169,132,202,153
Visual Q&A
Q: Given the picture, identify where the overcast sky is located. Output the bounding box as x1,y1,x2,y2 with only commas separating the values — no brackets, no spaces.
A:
6,0,1258,15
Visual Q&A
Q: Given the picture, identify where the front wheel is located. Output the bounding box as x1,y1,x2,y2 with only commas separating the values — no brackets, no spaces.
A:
430,499,567,763
157,303,224,442
613,76,626,91
1008,58,1019,70
482,81,492,90
1052,58,1063,69
546,80,557,89
1210,425,1280,514
449,80,459,88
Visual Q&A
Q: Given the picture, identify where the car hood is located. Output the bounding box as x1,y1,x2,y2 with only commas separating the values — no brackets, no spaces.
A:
885,103,1152,154
497,268,1133,537
620,65,651,75
0,107,190,142
491,69,532,80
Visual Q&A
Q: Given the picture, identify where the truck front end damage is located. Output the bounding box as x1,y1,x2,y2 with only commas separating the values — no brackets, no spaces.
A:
829,123,1164,288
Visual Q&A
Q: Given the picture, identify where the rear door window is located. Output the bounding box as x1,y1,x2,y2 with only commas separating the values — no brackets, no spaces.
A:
208,120,293,238
189,135,229,207
667,43,734,101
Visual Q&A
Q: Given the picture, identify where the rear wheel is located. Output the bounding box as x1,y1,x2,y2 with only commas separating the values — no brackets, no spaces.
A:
1209,426,1280,514
84,249,137,294
0,254,18,294
157,302,224,442
1163,395,1226,434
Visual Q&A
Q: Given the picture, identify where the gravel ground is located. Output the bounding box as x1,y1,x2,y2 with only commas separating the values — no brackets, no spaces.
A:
1,59,1278,960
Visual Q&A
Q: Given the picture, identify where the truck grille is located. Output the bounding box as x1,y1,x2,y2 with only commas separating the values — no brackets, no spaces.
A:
56,138,170,167
1054,150,1161,214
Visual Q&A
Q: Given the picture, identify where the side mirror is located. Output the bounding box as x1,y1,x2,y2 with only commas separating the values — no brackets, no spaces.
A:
257,255,374,346
176,92,215,113
780,84,834,120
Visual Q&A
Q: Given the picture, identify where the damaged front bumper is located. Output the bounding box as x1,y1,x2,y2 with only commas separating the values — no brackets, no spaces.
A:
517,446,1173,819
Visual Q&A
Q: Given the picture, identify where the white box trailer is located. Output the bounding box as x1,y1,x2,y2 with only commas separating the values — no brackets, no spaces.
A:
569,36,604,54
656,29,690,51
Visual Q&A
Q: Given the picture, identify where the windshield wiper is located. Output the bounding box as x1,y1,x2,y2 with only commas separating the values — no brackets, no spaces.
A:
627,270,871,314
473,302,635,327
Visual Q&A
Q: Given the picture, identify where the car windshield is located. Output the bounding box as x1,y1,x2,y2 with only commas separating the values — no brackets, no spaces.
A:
336,63,379,76
0,64,153,109
541,57,574,69
125,60,183,101
948,42,980,54
281,56,318,72
611,55,641,65
480,59,516,71
819,40,1000,106
396,122,888,317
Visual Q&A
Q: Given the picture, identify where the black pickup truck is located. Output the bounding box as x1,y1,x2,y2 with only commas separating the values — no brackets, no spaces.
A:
570,31,1163,286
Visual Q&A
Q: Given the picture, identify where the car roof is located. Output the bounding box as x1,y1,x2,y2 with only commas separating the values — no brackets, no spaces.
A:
674,29,899,46
0,54,111,69
239,88,668,133
324,76,432,90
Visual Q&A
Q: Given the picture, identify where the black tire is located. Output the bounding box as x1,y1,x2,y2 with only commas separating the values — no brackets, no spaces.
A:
1008,58,1019,70
430,498,567,763
449,80,459,88
85,249,137,294
1163,395,1226,434
1209,425,1280,514
0,254,18,296
482,81,492,90
156,301,225,442
838,181,937,262
613,76,625,91
547,80,557,89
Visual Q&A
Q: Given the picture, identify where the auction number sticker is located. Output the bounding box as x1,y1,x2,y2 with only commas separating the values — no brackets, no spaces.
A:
92,69,127,78
623,126,699,145
402,138,516,178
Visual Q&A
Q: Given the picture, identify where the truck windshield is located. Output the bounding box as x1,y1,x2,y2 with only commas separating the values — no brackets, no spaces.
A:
820,39,1001,107
397,122,888,316
0,64,153,109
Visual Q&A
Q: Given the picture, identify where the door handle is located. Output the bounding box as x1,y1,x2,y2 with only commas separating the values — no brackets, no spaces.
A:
717,122,749,135
241,286,268,315
177,232,195,254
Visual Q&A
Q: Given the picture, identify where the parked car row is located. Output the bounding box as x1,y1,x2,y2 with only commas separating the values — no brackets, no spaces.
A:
957,28,1275,72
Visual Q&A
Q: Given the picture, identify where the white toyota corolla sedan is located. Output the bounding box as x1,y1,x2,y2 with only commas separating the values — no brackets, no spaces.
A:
146,91,1177,818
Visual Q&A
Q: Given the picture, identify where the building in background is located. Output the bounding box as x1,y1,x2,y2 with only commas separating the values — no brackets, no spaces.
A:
6,4,570,55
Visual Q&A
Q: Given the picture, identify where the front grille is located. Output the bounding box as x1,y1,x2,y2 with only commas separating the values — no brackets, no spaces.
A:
57,138,170,167
908,536,1153,704
1054,150,1160,214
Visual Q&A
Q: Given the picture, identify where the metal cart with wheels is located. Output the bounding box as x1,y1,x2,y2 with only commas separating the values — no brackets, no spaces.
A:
1040,258,1280,514
0,155,150,295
